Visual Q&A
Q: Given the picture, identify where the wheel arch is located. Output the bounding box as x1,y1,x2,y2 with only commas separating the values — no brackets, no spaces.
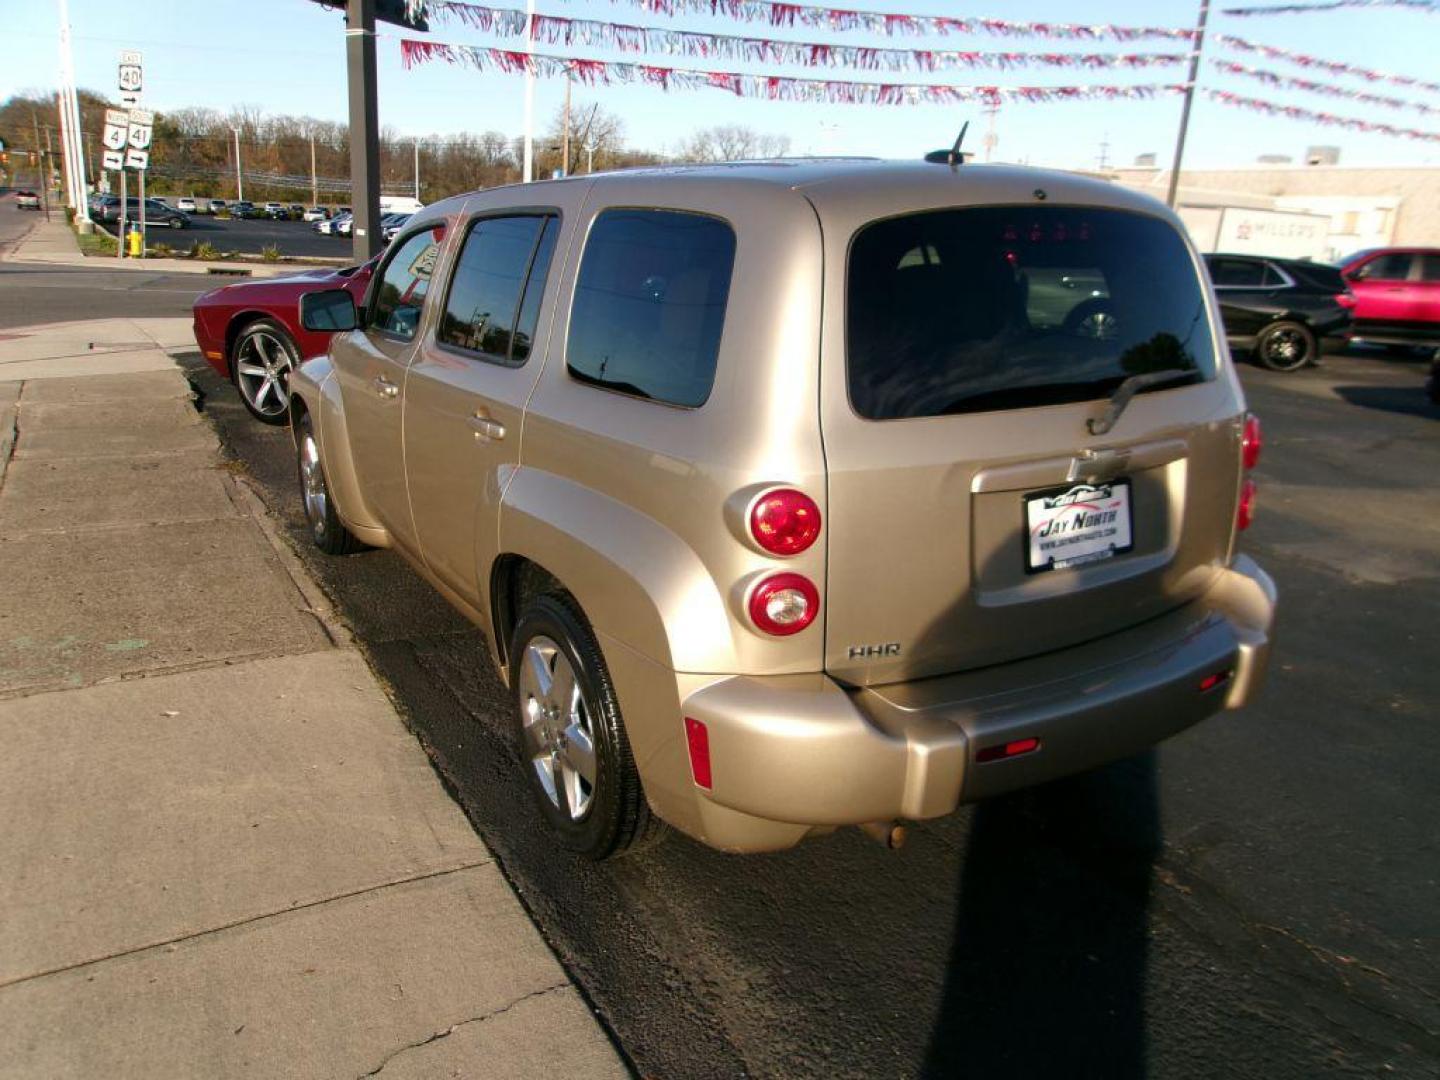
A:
224,310,289,378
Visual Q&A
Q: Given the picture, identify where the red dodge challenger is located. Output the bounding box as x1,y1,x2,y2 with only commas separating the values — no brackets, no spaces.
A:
191,259,376,424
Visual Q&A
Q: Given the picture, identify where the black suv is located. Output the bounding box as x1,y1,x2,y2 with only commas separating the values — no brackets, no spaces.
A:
95,196,191,230
1204,253,1354,372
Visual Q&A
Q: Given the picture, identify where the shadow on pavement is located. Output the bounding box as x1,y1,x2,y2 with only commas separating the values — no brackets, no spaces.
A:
1332,384,1439,419
925,753,1160,1079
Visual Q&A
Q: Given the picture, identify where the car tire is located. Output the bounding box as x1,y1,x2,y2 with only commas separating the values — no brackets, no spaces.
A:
169,218,183,230
1063,298,1119,341
295,411,364,556
509,593,667,860
1254,320,1315,372
232,318,298,426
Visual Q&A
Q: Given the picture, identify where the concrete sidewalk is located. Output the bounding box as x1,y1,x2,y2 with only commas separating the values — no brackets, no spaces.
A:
0,320,628,1078
3,216,337,278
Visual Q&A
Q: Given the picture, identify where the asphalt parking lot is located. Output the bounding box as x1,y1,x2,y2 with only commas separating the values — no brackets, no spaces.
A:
149,211,349,259
180,342,1439,1080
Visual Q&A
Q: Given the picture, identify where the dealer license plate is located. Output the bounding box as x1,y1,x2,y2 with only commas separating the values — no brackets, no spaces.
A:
1025,480,1133,573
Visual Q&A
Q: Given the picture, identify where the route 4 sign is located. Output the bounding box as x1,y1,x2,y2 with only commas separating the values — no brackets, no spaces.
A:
102,109,129,171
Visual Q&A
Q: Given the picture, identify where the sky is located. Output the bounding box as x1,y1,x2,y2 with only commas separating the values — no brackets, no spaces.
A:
3,0,1438,172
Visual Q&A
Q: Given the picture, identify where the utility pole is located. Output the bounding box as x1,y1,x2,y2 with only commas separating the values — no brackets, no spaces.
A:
346,0,381,260
1097,132,1111,171
982,92,1000,163
522,0,535,182
310,133,318,207
1167,0,1211,209
231,126,243,200
561,75,571,177
57,0,89,222
413,137,420,200
32,111,51,222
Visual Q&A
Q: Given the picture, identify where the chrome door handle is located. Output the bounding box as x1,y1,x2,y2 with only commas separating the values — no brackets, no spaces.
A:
372,376,398,399
470,415,506,442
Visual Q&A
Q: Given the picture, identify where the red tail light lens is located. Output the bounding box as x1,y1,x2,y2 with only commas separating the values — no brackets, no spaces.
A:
750,489,821,556
1335,291,1357,310
684,717,712,790
1236,478,1257,531
1241,413,1262,470
976,737,1042,763
748,573,819,636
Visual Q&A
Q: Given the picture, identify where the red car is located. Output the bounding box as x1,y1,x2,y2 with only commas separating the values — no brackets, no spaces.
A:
192,259,376,424
1339,247,1440,352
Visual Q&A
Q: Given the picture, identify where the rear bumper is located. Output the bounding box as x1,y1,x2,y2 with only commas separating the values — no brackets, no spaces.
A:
681,556,1275,848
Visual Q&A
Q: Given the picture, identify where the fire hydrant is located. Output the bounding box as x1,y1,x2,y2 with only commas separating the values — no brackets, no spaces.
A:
127,222,142,258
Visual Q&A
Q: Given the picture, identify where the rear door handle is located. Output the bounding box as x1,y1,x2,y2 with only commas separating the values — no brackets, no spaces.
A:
470,414,506,442
372,376,398,399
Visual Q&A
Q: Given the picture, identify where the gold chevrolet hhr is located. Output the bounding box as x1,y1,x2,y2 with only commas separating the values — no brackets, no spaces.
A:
290,160,1276,857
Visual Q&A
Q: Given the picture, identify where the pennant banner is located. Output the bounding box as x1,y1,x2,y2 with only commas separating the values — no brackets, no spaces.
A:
399,38,1187,105
1212,59,1440,114
1217,35,1440,93
415,0,1196,41
1223,1,1436,15
423,3,1187,72
1207,89,1440,141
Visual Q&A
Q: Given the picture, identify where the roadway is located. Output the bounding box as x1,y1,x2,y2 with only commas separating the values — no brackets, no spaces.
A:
3,226,1436,1078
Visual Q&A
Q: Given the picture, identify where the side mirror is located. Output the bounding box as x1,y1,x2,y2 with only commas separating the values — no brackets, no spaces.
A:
300,289,358,332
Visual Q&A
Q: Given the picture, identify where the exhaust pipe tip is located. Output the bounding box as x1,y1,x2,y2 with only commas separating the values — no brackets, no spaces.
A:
859,820,907,850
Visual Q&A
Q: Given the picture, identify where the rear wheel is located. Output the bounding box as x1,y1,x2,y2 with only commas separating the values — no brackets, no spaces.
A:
295,412,364,555
233,318,298,425
1254,320,1315,372
510,593,665,860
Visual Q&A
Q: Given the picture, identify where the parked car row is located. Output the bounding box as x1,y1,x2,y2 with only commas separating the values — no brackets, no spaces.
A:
89,194,190,229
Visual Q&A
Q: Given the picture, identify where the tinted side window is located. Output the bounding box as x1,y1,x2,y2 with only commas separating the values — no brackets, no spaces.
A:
1420,255,1440,282
1356,253,1412,281
567,209,736,408
371,224,447,342
1209,258,1266,288
1260,263,1288,288
438,215,556,366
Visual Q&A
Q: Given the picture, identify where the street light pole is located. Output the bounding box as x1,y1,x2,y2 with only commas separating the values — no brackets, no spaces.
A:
310,133,318,208
522,0,535,182
1166,0,1211,210
413,137,420,200
346,0,381,261
231,126,243,201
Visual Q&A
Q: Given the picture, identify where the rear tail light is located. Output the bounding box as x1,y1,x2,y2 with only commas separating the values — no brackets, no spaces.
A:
684,717,712,790
748,572,819,636
1335,291,1357,310
1241,413,1262,470
1236,478,1257,531
1199,669,1233,693
750,488,822,556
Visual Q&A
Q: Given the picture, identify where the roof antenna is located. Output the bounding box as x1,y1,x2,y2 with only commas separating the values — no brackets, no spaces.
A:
924,122,970,168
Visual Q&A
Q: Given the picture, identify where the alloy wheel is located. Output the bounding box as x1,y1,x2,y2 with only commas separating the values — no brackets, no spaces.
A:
517,635,597,822
299,431,327,532
235,331,293,418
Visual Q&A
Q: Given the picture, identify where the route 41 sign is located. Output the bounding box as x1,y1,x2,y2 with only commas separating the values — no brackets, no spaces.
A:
125,109,153,171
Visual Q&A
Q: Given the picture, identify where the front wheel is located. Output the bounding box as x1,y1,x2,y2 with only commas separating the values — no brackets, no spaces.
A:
295,411,364,555
169,218,184,230
510,594,666,860
232,318,298,425
1254,320,1315,372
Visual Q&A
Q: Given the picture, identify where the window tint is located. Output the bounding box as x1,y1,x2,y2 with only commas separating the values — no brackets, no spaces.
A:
1420,255,1440,282
1356,253,1412,281
438,215,556,366
848,207,1215,421
1260,263,1288,288
567,209,736,408
1208,257,1266,288
370,224,446,341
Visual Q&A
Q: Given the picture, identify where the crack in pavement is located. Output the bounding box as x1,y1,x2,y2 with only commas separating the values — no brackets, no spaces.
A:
355,982,572,1079
0,860,492,991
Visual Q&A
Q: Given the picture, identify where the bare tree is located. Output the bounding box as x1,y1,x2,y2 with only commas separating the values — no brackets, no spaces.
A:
678,125,791,163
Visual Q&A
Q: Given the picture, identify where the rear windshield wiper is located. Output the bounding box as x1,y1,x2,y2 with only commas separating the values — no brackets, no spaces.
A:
1087,368,1200,436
